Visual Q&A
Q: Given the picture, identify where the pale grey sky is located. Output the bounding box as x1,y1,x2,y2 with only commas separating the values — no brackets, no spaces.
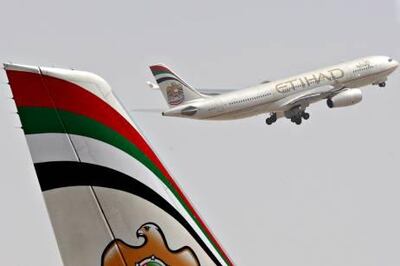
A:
0,0,399,265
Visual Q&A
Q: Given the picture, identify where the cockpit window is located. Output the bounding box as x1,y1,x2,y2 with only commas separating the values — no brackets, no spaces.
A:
388,58,393,62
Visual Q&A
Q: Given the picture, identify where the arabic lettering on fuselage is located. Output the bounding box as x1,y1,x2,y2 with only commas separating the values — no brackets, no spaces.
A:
275,68,345,94
355,60,371,69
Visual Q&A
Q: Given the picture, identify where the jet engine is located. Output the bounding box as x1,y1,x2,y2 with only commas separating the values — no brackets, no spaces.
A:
327,89,362,108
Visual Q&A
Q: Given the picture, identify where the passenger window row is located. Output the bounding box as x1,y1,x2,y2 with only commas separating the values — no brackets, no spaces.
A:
229,92,272,105
353,65,373,73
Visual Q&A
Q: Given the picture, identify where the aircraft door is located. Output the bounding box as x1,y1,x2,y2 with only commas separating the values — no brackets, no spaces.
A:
216,99,227,113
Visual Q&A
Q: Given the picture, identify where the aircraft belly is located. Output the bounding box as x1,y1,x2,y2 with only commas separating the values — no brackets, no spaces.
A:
205,104,270,120
346,75,379,88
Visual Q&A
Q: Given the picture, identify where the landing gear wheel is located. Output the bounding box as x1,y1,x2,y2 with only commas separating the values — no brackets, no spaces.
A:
379,82,386,87
266,113,277,125
302,112,310,120
266,118,273,125
271,113,277,122
291,115,302,125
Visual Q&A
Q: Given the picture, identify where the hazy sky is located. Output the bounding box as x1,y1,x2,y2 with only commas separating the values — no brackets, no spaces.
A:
1,0,400,265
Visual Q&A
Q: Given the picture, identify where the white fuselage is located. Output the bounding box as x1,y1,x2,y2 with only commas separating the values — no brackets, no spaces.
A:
163,56,398,120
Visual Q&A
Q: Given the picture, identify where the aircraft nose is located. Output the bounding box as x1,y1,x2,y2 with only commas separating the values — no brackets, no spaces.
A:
393,60,399,69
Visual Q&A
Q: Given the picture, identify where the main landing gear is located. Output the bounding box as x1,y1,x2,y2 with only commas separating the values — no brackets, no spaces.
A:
265,113,277,125
378,82,386,87
289,111,310,125
266,111,310,125
302,112,310,120
266,109,310,125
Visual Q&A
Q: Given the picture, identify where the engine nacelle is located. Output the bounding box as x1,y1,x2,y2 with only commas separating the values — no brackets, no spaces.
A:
327,89,362,108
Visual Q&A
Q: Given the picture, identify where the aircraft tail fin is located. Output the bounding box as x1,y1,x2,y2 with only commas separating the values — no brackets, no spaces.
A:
149,64,207,107
4,63,233,266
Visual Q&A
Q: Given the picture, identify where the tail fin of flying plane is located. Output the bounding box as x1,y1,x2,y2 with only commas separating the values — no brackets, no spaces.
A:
3,63,233,266
149,64,207,107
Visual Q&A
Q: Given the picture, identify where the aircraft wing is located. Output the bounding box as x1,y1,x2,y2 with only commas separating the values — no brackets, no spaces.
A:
278,85,345,109
5,64,233,266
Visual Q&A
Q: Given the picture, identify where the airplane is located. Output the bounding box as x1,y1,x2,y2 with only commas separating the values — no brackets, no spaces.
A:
148,56,399,125
3,63,234,266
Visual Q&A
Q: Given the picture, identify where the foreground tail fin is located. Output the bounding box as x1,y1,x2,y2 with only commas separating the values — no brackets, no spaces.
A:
149,64,206,107
4,63,233,266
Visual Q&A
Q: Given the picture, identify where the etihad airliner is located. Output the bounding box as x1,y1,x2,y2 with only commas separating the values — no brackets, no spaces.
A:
148,56,398,125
